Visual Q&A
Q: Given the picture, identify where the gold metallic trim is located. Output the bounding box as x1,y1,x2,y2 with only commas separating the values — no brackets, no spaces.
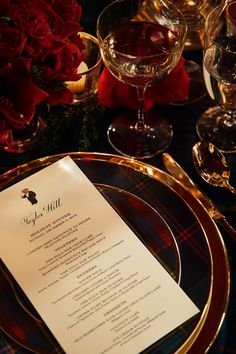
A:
0,152,230,353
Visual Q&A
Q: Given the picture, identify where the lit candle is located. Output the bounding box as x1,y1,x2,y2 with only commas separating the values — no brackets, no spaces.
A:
65,61,88,93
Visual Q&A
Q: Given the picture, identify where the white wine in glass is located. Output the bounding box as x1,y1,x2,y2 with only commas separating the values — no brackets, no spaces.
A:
97,0,187,159
196,2,236,152
164,0,208,105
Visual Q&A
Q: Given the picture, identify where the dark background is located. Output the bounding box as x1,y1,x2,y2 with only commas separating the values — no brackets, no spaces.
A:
0,1,235,353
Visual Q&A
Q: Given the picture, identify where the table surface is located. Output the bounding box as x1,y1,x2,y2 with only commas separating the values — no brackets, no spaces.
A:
0,90,235,354
0,3,235,352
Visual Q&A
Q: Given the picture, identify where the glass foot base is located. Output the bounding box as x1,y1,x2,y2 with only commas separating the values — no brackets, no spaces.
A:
107,110,173,159
196,106,236,153
1,116,46,154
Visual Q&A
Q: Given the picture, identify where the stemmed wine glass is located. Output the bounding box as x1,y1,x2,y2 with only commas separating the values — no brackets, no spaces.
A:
196,2,236,152
96,0,187,159
168,0,222,105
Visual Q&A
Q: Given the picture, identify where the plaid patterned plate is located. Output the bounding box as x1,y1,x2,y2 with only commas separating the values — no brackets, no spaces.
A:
0,152,229,353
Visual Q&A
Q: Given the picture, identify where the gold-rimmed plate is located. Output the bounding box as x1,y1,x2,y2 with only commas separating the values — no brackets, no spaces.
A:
0,152,230,353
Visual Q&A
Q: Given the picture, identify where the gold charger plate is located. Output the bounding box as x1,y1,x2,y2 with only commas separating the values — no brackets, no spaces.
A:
0,152,230,354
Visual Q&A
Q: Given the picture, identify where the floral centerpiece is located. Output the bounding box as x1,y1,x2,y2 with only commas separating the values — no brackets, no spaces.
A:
0,0,85,150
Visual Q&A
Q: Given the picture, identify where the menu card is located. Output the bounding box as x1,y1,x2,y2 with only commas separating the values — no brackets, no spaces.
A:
0,156,199,354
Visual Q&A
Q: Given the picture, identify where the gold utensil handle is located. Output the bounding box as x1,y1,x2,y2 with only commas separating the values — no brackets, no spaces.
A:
162,152,236,242
216,217,236,242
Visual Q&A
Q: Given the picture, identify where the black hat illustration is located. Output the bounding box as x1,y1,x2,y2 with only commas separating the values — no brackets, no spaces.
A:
21,188,38,205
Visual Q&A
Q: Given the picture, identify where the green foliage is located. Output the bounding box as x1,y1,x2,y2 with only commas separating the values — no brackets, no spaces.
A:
31,65,65,92
36,94,102,154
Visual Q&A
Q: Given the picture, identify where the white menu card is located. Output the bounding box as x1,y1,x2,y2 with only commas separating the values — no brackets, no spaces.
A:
0,156,199,354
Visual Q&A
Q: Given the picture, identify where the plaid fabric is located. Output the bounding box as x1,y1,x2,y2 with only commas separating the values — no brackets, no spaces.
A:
0,158,224,353
208,233,236,354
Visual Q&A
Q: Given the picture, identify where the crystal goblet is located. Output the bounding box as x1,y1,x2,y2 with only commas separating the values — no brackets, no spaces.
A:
97,0,187,159
196,2,236,152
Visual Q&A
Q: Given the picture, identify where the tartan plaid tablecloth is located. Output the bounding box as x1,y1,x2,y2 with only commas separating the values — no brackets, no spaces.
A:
0,156,227,354
0,0,235,336
207,233,236,354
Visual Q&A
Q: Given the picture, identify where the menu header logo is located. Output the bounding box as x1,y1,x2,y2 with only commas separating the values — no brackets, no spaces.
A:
21,188,38,205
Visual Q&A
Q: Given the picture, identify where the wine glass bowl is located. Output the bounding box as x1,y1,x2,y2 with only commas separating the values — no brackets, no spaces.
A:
166,0,205,32
101,22,180,87
196,2,236,152
97,0,187,159
162,0,217,105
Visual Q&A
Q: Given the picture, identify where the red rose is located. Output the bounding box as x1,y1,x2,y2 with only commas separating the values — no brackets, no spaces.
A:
0,20,27,61
69,33,85,51
98,58,190,111
52,0,82,23
40,39,84,82
0,58,48,128
0,0,84,147
9,4,51,40
9,1,50,39
8,3,58,59
26,37,53,59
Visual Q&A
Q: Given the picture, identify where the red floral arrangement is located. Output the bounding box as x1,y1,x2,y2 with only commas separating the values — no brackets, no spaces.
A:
0,0,84,148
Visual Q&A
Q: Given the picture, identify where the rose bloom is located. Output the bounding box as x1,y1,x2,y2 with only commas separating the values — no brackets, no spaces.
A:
0,0,84,148
41,39,84,82
39,37,84,105
5,3,52,58
51,0,82,23
9,4,52,40
0,21,27,62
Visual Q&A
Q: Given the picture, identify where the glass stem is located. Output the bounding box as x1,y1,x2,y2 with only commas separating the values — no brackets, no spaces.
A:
135,86,147,132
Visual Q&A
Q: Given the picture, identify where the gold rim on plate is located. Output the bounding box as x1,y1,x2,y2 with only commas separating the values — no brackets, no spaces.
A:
0,152,230,354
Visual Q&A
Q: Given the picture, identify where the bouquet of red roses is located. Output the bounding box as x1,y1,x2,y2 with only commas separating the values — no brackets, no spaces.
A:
0,0,84,148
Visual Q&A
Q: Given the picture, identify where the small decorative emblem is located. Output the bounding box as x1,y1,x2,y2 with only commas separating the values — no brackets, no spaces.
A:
21,188,38,205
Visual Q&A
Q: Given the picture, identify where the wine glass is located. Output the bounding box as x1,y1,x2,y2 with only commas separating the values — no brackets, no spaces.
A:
196,2,236,152
168,0,222,105
96,0,187,159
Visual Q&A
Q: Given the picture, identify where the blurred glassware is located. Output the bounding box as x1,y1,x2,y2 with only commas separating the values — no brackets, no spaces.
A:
196,2,236,152
66,32,102,104
96,0,187,159
168,0,223,105
197,0,224,46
